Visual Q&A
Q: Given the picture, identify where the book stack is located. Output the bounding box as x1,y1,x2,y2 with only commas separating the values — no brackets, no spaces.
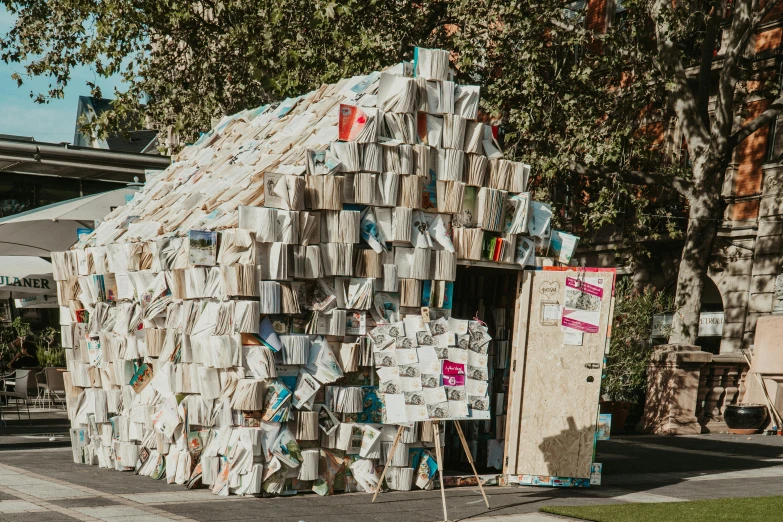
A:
52,45,575,502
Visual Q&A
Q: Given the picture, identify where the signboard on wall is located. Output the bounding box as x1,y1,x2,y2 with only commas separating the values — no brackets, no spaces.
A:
14,294,58,309
652,312,724,339
698,311,724,337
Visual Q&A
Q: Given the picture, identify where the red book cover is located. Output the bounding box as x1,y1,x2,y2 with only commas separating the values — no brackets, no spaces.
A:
492,238,504,261
416,112,428,143
339,104,366,141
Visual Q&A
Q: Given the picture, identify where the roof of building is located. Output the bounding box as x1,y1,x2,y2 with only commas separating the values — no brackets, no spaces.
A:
75,58,527,258
74,96,159,154
0,135,171,183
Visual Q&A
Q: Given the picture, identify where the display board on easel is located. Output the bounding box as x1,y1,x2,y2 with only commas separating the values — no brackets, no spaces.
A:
504,267,616,484
369,315,494,425
368,314,495,519
373,420,489,520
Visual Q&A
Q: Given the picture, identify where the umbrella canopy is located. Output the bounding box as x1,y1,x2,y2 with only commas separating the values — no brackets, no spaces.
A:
0,256,55,295
0,188,138,255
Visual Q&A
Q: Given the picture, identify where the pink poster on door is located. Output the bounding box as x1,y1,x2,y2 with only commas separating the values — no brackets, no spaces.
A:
561,277,603,334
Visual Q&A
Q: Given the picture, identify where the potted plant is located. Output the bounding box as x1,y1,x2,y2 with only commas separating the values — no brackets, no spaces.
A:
0,317,32,369
10,317,31,345
36,327,65,367
601,278,673,434
0,321,17,368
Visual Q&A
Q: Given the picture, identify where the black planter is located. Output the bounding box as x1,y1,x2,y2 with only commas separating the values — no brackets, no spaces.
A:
724,404,768,434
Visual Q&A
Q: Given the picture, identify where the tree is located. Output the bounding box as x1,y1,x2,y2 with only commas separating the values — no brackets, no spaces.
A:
0,0,454,147
569,0,783,344
3,0,779,344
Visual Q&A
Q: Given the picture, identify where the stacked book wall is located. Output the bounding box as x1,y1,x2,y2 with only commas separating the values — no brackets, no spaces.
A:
54,46,580,498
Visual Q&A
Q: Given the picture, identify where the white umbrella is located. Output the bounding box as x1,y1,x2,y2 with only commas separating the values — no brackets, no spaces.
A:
0,188,138,256
0,256,55,295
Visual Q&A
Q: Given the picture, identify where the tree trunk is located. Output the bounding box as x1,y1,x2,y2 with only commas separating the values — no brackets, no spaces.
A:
669,176,723,345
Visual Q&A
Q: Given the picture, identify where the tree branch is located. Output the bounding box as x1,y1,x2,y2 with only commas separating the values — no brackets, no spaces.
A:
650,0,711,159
724,0,783,64
570,161,693,198
730,93,783,145
711,0,754,156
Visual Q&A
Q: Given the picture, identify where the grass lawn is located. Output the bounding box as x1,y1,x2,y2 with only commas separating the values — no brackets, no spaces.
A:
541,496,783,521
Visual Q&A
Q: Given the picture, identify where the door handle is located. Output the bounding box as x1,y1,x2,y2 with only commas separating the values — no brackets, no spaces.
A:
584,363,600,369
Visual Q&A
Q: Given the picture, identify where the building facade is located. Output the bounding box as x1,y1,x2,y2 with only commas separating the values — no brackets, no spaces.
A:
577,0,783,356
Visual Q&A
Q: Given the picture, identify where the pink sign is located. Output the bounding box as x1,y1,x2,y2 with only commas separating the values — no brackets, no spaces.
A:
442,360,465,376
566,277,603,298
562,315,600,334
442,374,465,387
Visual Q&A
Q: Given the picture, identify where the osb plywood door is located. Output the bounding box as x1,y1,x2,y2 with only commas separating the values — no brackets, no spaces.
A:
505,268,615,479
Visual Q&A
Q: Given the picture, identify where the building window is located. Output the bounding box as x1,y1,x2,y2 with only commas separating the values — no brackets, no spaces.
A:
680,137,692,168
564,1,587,62
0,173,119,218
766,116,779,163
564,0,586,21
614,0,628,29
765,61,783,163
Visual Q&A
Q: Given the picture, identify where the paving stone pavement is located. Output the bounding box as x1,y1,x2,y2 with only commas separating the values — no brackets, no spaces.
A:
1,433,783,521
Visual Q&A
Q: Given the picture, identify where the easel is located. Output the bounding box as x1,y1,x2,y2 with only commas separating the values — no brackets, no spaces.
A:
371,420,490,521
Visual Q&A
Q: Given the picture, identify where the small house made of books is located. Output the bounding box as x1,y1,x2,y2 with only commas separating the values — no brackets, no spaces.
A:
52,47,611,496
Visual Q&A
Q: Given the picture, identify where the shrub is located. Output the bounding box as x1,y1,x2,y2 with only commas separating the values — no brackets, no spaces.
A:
602,277,674,403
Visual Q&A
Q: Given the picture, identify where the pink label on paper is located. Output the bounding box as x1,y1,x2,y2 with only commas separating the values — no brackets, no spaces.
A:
442,361,465,376
442,374,465,387
562,315,600,334
566,277,603,298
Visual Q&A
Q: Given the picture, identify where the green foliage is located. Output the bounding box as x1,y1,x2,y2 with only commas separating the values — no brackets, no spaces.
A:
602,277,674,403
543,496,783,522
37,326,59,350
36,326,63,366
0,321,17,362
37,346,65,367
6,0,769,267
10,317,30,341
0,320,63,367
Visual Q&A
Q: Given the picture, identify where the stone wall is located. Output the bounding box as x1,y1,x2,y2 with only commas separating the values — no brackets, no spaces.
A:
639,345,749,435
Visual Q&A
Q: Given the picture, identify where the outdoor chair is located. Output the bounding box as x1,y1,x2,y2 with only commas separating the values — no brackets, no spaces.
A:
37,367,65,409
0,369,33,422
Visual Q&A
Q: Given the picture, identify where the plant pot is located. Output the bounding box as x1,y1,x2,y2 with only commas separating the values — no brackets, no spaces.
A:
599,401,633,435
724,404,768,435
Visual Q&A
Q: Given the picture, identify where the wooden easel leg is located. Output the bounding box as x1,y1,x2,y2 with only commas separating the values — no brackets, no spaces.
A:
371,424,405,503
432,421,448,522
454,421,490,508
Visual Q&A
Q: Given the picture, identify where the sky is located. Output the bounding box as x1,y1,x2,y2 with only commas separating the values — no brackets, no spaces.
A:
0,8,124,144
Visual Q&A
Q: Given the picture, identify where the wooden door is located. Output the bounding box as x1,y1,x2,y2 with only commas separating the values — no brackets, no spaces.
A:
504,267,615,479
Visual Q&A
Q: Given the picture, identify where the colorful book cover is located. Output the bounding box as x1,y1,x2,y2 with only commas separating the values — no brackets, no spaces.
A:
492,238,504,261
422,167,438,212
350,71,381,94
371,292,400,323
442,282,454,309
451,186,477,227
549,230,580,265
188,229,217,266
130,363,153,393
261,379,292,422
346,311,367,336
416,112,429,144
421,280,433,307
343,387,383,424
338,104,369,141
104,274,117,302
596,414,611,441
